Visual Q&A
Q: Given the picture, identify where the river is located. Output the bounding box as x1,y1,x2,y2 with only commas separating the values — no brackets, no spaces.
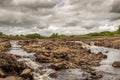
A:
7,41,120,80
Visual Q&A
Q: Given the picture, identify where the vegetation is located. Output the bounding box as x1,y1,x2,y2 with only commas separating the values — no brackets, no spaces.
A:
0,26,120,39
83,31,116,36
83,26,120,36
25,33,45,39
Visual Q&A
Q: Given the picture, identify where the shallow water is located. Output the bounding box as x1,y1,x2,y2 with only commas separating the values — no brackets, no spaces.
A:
8,40,120,80
8,41,35,59
57,69,91,80
8,41,54,80
74,41,120,80
90,46,120,80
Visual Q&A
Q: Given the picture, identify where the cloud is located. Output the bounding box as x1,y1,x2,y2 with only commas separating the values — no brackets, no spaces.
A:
13,0,59,9
0,9,40,26
111,0,120,13
0,0,119,35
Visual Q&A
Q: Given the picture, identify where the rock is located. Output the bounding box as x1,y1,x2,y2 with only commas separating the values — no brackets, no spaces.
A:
20,69,31,76
50,61,78,70
0,52,28,78
81,65,88,69
10,54,18,61
0,70,5,77
103,55,107,59
35,54,52,63
105,51,109,53
67,77,78,80
49,72,58,78
90,71,96,76
20,39,104,72
112,61,120,68
89,70,103,79
20,68,32,79
0,76,25,80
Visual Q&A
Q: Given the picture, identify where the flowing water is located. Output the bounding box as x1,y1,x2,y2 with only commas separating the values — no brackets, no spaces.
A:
74,41,120,80
8,41,56,80
90,46,120,80
8,41,120,80
8,41,90,80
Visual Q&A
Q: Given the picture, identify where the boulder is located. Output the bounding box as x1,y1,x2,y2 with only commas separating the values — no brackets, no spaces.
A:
67,77,78,80
112,61,120,68
49,72,58,78
20,69,31,76
0,76,25,80
20,68,32,79
50,61,78,70
0,70,5,77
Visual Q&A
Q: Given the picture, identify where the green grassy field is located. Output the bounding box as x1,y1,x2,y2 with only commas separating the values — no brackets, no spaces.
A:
0,26,120,39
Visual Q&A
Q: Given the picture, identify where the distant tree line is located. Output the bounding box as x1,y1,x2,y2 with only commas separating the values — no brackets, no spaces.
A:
0,26,120,39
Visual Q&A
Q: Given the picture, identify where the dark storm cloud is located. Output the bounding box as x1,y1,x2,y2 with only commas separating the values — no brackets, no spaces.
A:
111,0,120,13
0,0,12,6
110,0,120,21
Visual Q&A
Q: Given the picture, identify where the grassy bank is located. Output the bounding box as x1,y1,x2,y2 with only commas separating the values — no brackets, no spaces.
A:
0,26,120,39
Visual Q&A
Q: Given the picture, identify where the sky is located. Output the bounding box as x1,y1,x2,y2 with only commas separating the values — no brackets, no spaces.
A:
0,0,120,35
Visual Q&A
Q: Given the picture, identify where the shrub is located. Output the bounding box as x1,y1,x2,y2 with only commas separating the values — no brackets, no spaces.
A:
25,33,45,39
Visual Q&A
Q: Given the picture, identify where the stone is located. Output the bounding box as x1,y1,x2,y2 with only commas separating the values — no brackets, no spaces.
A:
112,61,120,68
49,72,58,78
20,69,31,76
0,70,5,77
0,76,25,80
103,55,107,59
50,61,78,70
67,77,78,80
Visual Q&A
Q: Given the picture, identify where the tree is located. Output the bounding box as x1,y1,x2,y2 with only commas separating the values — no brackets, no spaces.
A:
25,33,44,39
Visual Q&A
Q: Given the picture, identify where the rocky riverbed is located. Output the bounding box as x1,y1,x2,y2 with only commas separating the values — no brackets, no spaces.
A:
0,39,32,80
0,37,120,80
19,40,106,69
18,39,105,80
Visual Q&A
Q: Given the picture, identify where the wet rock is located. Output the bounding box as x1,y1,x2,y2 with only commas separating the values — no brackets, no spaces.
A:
0,40,11,52
48,72,58,78
103,54,107,59
50,61,78,70
90,71,97,75
20,68,32,79
20,40,104,71
67,77,78,80
105,51,109,53
0,53,27,78
20,68,31,76
35,54,52,63
112,61,120,68
10,54,18,60
89,71,103,79
81,65,89,69
0,69,5,77
0,76,25,80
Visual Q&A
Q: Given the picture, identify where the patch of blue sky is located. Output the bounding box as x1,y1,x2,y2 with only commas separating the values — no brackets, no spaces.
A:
57,1,65,7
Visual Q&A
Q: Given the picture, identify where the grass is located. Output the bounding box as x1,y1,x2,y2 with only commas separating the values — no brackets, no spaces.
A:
0,26,120,39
